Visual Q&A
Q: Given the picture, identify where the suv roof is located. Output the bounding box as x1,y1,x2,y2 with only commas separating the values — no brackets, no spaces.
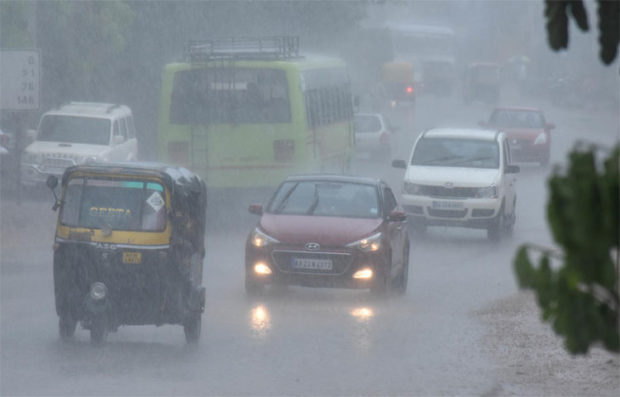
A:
423,128,500,141
44,102,132,118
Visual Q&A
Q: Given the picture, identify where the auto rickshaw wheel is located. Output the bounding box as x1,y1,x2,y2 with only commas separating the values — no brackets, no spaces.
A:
184,314,202,344
58,313,77,341
90,317,107,345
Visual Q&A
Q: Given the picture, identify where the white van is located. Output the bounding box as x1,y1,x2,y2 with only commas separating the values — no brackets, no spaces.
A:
21,102,138,186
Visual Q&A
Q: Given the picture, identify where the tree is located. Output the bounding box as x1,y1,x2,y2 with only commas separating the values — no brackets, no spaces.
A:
545,0,619,65
514,145,619,354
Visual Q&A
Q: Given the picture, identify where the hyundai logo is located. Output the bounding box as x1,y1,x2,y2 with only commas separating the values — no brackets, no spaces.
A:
305,242,320,251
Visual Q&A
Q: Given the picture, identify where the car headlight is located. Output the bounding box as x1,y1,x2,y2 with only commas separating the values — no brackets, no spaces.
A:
476,185,498,199
250,228,279,248
534,132,547,145
346,232,382,252
22,152,41,164
403,181,422,195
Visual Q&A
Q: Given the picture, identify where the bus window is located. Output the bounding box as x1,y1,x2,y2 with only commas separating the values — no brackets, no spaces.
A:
170,68,291,124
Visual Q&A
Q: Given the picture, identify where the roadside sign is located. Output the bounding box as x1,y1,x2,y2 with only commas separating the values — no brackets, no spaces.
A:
1,49,40,110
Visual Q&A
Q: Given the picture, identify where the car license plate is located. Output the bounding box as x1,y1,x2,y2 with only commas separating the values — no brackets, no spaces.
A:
291,257,333,271
122,252,142,264
432,200,463,210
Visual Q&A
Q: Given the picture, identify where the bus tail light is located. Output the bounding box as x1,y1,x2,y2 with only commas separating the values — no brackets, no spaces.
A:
406,85,413,94
274,139,294,163
168,142,189,166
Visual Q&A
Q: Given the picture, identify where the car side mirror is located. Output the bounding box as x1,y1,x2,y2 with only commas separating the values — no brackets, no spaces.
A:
112,135,125,145
505,164,520,174
248,203,263,215
388,209,407,222
392,159,407,169
546,122,555,130
46,175,60,211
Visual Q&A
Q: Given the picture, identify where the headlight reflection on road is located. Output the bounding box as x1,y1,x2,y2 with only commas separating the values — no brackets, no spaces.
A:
350,306,374,322
250,304,271,338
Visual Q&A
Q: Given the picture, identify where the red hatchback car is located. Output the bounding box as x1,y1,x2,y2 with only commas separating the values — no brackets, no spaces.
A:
245,175,410,295
481,107,555,165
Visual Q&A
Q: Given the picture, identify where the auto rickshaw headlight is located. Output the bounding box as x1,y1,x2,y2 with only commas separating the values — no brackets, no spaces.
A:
89,282,108,301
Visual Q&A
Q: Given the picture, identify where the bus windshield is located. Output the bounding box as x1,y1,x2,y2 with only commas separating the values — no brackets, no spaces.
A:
170,68,291,124
60,178,167,231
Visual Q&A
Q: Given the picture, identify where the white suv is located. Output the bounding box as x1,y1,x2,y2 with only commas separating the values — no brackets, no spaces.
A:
392,128,519,240
21,102,138,186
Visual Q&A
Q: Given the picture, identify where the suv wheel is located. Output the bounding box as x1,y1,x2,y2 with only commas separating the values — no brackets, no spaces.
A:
487,206,504,241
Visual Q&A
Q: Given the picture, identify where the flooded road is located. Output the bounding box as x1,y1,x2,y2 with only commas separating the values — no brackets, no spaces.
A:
2,92,618,395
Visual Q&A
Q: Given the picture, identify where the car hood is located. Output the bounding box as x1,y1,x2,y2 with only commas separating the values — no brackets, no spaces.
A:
501,128,545,139
259,214,383,246
405,165,500,187
25,140,110,157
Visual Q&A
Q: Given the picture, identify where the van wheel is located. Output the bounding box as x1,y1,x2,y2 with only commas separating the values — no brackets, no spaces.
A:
487,206,504,241
58,313,77,341
184,314,202,344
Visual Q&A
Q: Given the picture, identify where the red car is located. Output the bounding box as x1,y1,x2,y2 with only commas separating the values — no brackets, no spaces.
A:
481,107,555,165
245,175,410,295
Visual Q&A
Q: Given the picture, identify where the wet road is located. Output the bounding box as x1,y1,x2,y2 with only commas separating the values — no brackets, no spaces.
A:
1,91,618,395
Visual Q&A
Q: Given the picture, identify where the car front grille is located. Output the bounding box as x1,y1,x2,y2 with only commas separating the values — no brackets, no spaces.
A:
42,157,76,168
271,250,353,275
419,185,478,199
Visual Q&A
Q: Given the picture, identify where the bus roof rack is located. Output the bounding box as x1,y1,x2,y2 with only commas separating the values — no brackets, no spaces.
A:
185,36,301,62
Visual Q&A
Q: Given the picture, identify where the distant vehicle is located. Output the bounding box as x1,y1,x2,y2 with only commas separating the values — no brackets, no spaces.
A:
245,174,409,295
392,128,519,241
354,113,394,160
382,61,416,103
21,102,138,187
158,36,355,189
463,62,501,104
46,162,206,344
384,23,456,98
481,107,555,166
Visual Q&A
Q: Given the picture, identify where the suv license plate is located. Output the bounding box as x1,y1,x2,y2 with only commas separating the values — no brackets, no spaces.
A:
122,252,142,264
432,200,464,210
291,257,333,271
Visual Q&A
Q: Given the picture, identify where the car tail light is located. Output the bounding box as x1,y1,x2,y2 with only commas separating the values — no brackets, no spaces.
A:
167,142,189,166
380,131,389,145
406,85,413,94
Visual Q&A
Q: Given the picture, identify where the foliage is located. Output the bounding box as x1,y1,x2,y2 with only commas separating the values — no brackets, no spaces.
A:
0,1,33,48
545,0,619,64
514,145,619,354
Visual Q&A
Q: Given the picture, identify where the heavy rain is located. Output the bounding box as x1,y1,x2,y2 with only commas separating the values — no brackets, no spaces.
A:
1,1,618,396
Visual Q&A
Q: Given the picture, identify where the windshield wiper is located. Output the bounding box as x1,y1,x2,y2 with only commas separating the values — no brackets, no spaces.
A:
274,183,299,214
305,185,320,215
418,155,464,165
451,156,495,165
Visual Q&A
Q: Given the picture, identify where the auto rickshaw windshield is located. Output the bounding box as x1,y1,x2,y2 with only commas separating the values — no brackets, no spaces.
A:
60,178,167,231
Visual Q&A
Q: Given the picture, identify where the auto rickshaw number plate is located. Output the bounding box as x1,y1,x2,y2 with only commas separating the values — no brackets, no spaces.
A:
122,252,142,264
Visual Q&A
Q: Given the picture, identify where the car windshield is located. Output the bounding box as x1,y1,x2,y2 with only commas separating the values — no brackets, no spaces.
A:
489,110,545,128
411,137,499,169
354,115,382,133
267,181,380,218
60,178,167,231
38,115,111,145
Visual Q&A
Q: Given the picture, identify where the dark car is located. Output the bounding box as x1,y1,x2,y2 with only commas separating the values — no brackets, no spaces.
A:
481,107,555,166
245,175,409,295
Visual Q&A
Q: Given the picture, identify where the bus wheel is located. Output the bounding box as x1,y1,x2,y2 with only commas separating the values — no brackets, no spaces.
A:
184,314,202,344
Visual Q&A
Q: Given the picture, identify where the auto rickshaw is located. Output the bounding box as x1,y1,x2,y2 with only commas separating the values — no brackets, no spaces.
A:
463,62,501,104
46,162,207,344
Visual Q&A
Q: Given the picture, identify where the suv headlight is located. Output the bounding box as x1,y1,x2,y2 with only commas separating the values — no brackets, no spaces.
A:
476,185,498,199
403,181,422,195
250,228,279,248
534,132,547,145
346,232,382,252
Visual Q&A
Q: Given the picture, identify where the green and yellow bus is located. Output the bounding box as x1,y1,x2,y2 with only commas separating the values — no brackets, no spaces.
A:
157,37,354,188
